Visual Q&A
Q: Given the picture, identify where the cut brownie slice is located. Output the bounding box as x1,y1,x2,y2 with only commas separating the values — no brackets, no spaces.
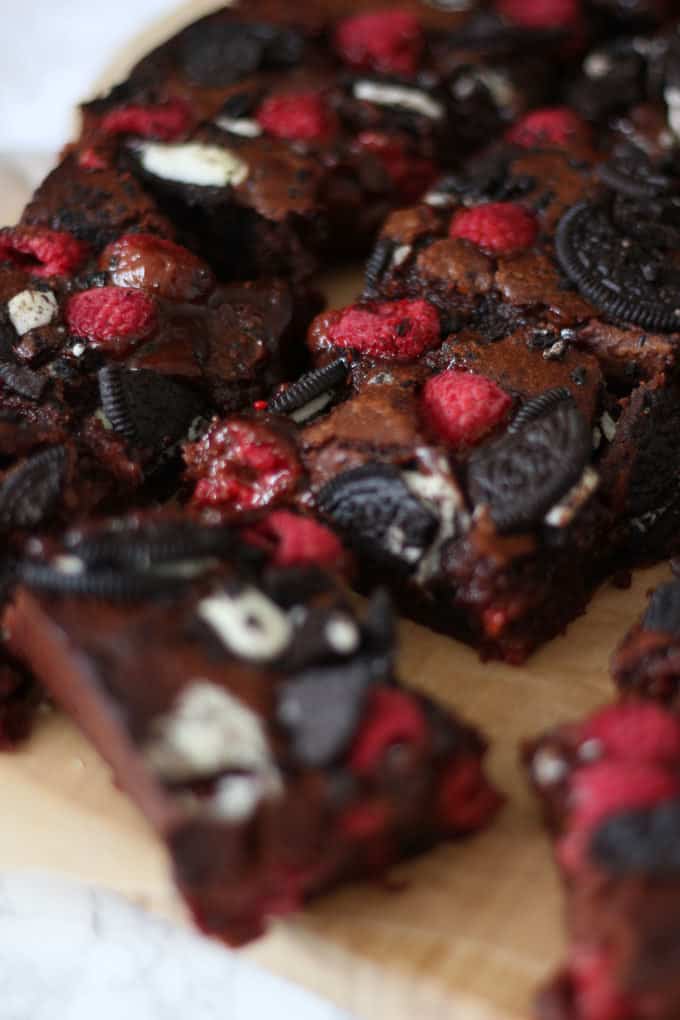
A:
612,576,680,705
5,511,501,945
525,701,680,1020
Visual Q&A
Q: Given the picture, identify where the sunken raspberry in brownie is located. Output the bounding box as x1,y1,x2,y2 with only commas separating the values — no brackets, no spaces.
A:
4,511,501,944
525,701,680,1020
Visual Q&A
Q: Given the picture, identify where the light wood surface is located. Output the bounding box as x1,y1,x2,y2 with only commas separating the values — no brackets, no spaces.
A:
0,5,675,1018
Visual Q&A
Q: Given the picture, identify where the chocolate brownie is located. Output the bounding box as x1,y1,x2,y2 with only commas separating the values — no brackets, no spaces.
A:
525,700,680,1020
612,576,680,705
5,511,501,944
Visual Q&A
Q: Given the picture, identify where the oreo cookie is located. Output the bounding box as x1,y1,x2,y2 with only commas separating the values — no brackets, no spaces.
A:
508,388,572,434
0,445,67,530
468,396,591,533
598,149,675,200
267,358,348,422
364,239,396,295
317,463,439,569
642,581,680,636
0,362,48,402
64,519,239,572
17,559,187,602
179,19,304,88
278,660,373,769
98,366,206,453
591,801,680,877
555,200,680,332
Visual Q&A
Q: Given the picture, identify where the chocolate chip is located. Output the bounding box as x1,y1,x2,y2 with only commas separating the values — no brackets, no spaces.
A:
0,361,48,401
642,581,680,635
98,366,206,453
0,445,67,529
278,661,373,768
555,200,680,332
468,396,591,532
591,801,680,876
318,463,439,569
269,359,349,422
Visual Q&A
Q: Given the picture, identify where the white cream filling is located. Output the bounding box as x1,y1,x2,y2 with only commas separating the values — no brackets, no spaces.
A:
214,115,262,138
532,748,568,787
8,289,58,336
544,467,600,529
665,86,680,139
353,81,444,121
289,390,334,424
325,615,360,655
391,244,412,268
137,141,249,188
402,459,469,583
198,587,291,661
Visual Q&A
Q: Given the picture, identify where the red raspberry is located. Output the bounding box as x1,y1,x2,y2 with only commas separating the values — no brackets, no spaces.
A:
185,418,301,512
340,801,392,841
579,703,680,766
247,511,344,569
437,758,503,833
568,947,631,1020
100,99,193,141
494,0,581,28
559,760,680,871
256,93,336,142
422,370,512,450
450,202,537,255
78,147,110,171
100,234,214,302
506,107,590,149
349,687,427,775
66,287,158,355
326,299,440,360
357,132,437,203
0,226,88,278
334,10,423,76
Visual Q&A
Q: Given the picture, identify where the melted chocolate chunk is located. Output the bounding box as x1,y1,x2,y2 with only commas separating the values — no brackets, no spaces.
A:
179,19,304,88
318,464,438,569
591,801,680,876
98,366,206,453
556,200,680,333
267,358,348,419
0,445,67,530
642,581,680,636
468,398,591,533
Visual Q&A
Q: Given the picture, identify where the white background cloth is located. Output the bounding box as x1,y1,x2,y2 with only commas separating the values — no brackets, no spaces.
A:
0,3,355,1017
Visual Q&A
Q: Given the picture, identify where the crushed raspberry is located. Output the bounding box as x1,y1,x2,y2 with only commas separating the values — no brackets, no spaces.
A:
326,299,440,360
422,370,512,450
100,99,193,141
0,226,88,278
568,946,632,1020
100,233,214,302
256,93,337,142
340,800,392,840
579,703,680,766
357,132,437,203
349,687,427,775
437,758,503,833
494,0,581,28
334,10,423,75
559,760,680,871
247,511,344,569
506,107,590,149
78,147,110,171
185,418,301,512
450,202,538,255
66,286,158,354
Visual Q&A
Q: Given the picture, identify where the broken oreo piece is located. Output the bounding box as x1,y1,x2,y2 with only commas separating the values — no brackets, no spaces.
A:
508,388,572,434
0,362,48,402
0,445,67,530
590,801,680,877
642,581,680,636
179,19,304,89
555,201,680,333
468,398,591,533
17,559,187,601
318,463,439,569
364,238,396,295
65,519,240,572
98,366,206,453
267,358,348,422
598,151,675,200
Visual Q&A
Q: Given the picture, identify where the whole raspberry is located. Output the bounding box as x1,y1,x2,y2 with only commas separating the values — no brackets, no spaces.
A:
437,758,504,833
257,93,336,142
349,687,427,775
326,299,441,360
559,760,680,871
66,287,158,355
422,370,512,449
357,132,437,203
450,202,538,255
100,234,215,302
494,0,581,28
246,511,345,569
0,226,88,278
334,10,423,76
185,418,301,512
506,107,590,149
580,703,680,766
100,99,193,141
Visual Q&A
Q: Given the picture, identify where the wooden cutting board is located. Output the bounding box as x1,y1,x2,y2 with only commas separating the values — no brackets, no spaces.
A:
0,6,674,1017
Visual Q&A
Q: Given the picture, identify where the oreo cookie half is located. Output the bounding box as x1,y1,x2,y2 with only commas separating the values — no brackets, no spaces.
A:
642,581,680,636
318,463,439,569
0,445,67,530
98,366,206,453
268,358,349,423
555,200,680,332
468,394,591,533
